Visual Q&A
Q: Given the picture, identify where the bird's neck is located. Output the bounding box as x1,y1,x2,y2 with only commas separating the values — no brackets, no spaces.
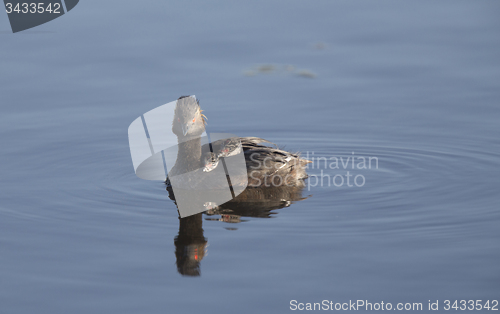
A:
172,135,202,174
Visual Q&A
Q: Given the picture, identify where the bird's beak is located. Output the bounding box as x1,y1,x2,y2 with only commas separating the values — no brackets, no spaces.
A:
182,124,189,136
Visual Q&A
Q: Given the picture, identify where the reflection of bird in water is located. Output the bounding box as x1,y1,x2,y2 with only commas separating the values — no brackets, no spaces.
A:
172,184,308,276
174,213,207,276
205,184,309,221
172,184,309,276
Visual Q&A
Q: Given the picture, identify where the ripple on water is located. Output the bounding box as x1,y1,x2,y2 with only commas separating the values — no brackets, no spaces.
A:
279,136,500,241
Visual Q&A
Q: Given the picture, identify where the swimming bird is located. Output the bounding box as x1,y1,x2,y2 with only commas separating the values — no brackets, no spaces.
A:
167,96,310,188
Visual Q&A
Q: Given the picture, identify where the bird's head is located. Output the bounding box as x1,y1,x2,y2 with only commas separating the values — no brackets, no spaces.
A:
172,96,207,138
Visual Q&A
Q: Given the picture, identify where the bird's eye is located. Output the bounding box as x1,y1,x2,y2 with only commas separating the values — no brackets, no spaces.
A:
192,118,196,123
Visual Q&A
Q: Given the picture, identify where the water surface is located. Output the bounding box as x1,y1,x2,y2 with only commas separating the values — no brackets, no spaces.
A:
1,1,499,313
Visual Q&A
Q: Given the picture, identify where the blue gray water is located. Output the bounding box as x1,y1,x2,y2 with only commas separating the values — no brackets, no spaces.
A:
1,1,499,313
